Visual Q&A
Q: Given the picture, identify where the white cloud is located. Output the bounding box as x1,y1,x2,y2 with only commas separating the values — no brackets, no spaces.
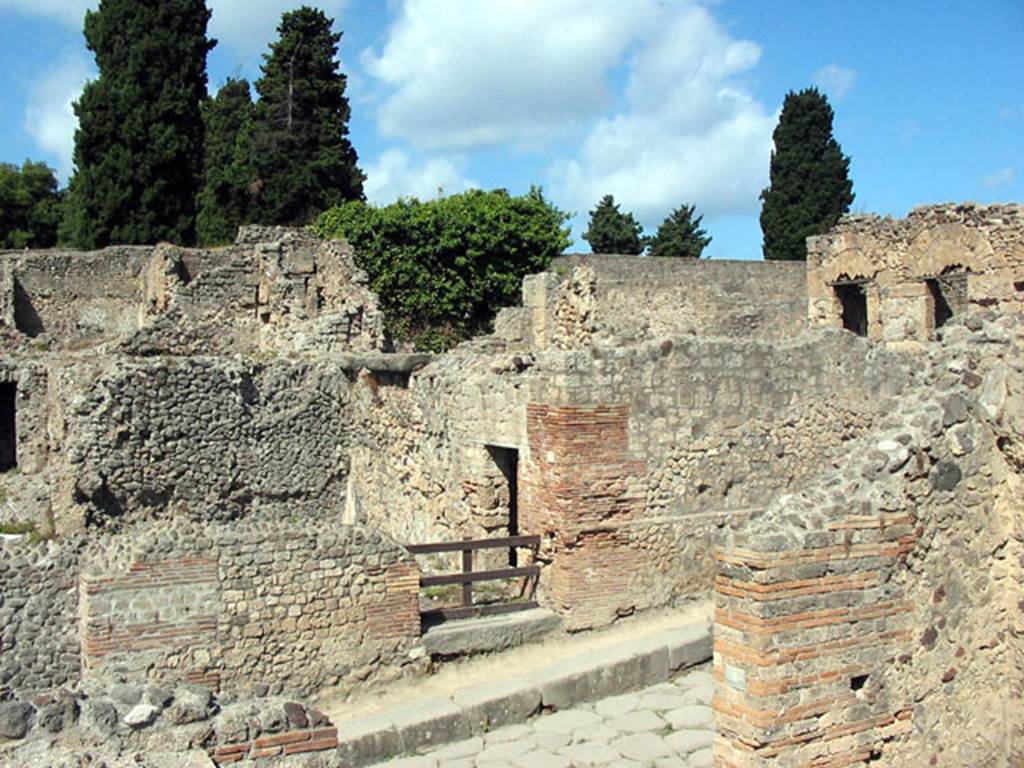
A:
0,0,92,27
364,148,478,204
208,0,350,65
363,0,661,149
813,64,857,102
548,3,775,223
0,1,350,67
23,53,94,181
983,167,1015,189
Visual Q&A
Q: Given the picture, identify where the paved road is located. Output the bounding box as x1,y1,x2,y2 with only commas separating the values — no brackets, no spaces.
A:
372,665,716,768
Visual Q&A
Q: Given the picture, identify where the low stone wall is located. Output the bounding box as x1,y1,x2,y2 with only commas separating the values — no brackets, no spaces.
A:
526,256,807,347
713,315,1024,767
0,537,81,697
79,519,422,697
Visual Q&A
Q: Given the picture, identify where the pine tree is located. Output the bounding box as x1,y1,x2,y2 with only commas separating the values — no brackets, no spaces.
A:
196,79,258,246
759,88,854,261
648,203,711,259
250,7,364,226
62,0,215,248
582,194,645,254
0,161,62,248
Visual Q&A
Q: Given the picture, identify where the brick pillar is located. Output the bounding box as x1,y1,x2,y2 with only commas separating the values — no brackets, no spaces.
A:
365,559,421,640
522,403,646,630
712,511,917,767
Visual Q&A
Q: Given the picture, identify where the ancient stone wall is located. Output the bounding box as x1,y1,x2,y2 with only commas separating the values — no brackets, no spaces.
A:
0,537,81,697
0,247,151,345
79,519,421,697
807,202,1024,345
713,314,1023,767
348,330,916,630
54,358,354,533
517,256,807,349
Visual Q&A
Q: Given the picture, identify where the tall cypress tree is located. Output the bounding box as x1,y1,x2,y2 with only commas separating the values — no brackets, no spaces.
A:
582,194,645,254
759,88,854,261
197,79,257,246
648,203,711,259
251,7,364,226
62,0,215,248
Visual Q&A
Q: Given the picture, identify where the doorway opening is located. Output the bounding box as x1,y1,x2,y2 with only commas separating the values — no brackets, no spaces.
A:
835,282,868,337
0,383,16,472
926,278,954,330
487,446,519,566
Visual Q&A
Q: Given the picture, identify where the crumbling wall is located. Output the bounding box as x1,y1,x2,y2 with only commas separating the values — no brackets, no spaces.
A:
518,256,807,349
0,537,81,697
0,247,151,345
55,358,354,533
79,519,421,697
713,314,1023,768
348,329,915,631
807,203,1024,344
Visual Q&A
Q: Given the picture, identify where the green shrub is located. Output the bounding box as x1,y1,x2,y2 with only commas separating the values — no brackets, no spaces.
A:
315,187,571,351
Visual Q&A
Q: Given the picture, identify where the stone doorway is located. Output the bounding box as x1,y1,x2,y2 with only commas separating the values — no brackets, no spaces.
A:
487,446,519,566
835,282,868,337
0,382,16,471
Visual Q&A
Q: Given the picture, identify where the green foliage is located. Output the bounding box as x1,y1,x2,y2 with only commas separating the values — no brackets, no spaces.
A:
648,203,711,259
315,187,572,350
196,78,258,246
61,0,214,248
582,194,645,254
760,88,854,261
251,6,364,226
0,160,62,248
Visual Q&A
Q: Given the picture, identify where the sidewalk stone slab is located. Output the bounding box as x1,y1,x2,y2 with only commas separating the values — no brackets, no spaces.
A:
388,696,471,750
690,746,714,767
594,692,641,718
428,736,483,760
664,705,713,730
530,730,571,750
610,733,672,762
560,742,623,766
512,749,571,768
484,723,532,743
476,739,533,762
452,679,541,733
607,709,665,733
533,709,603,734
664,728,714,754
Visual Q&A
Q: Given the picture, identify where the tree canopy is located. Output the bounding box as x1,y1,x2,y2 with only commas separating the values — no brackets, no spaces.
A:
0,161,62,249
582,194,645,254
196,78,257,246
62,0,214,248
251,6,364,226
315,188,571,350
648,203,711,259
759,87,854,261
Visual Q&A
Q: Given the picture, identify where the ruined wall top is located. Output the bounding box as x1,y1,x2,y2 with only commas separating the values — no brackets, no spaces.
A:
807,202,1024,345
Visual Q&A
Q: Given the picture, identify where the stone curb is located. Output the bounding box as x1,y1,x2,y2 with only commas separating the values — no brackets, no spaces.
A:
335,618,711,767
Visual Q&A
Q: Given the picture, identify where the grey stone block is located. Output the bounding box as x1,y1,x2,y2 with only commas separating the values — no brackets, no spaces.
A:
452,680,541,733
388,696,472,752
666,622,712,671
335,715,402,767
423,609,562,657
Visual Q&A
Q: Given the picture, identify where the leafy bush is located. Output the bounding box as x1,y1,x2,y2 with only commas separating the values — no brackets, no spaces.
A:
315,187,571,350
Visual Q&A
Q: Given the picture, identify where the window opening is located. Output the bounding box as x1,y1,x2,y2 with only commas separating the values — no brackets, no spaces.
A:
835,283,868,337
0,383,16,471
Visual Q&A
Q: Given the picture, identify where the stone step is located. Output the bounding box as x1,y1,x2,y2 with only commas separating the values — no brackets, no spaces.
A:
422,607,563,658
333,616,711,767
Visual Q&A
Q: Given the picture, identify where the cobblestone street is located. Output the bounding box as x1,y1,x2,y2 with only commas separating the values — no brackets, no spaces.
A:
373,665,716,768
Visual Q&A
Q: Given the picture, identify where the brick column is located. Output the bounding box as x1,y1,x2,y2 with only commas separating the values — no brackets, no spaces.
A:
522,403,647,630
713,512,917,767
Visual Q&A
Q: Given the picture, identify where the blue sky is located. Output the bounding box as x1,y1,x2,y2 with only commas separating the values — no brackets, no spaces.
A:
0,0,1021,258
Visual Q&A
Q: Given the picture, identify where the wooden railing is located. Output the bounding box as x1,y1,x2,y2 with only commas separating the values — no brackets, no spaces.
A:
406,535,540,625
